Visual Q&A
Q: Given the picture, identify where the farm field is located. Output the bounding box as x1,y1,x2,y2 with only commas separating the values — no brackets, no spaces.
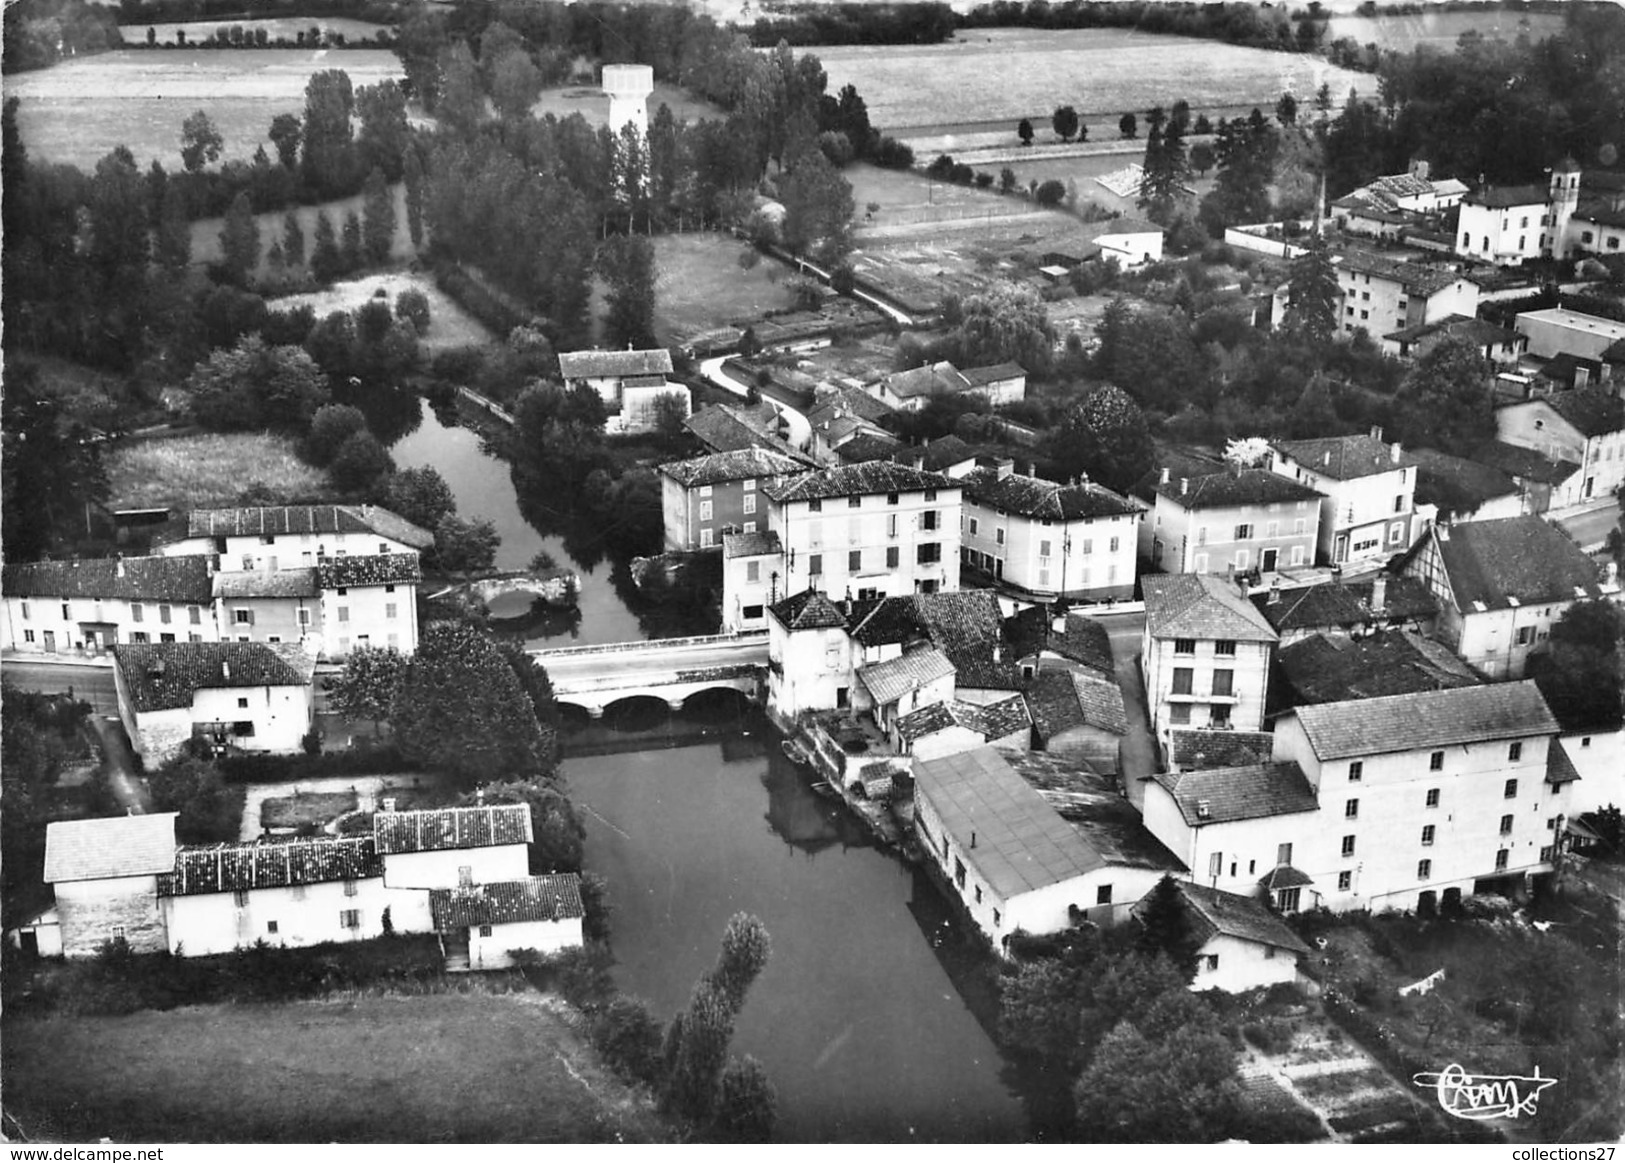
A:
107,432,327,511
1,994,671,1143
1,48,403,170
647,232,802,346
269,271,496,350
531,81,724,128
1326,9,1565,50
120,17,391,45
811,27,1374,134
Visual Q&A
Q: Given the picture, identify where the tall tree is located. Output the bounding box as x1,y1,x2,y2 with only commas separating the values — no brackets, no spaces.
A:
1282,231,1339,343
341,209,364,273
268,113,302,170
155,184,192,271
1017,117,1033,146
1139,121,1189,223
1394,332,1494,449
187,335,329,432
301,69,356,197
217,190,261,286
355,79,410,181
310,210,342,283
600,234,658,350
1052,105,1080,143
1044,384,1154,494
283,209,306,268
1530,600,1625,731
489,47,542,122
778,150,854,267
328,645,408,733
436,41,484,137
1,364,108,561
180,109,223,173
361,166,396,265
402,145,425,248
955,282,1055,374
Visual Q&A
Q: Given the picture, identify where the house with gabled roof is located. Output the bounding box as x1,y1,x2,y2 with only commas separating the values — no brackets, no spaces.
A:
1273,681,1569,914
684,402,806,461
1270,431,1420,566
1150,881,1312,993
112,641,317,763
893,434,982,478
558,347,688,434
766,589,855,719
1468,440,1581,515
1494,385,1625,505
1272,629,1482,713
153,505,433,569
658,447,808,552
1167,728,1273,774
1147,464,1322,576
1409,447,1527,526
1251,572,1438,645
895,696,1031,762
1141,574,1277,746
854,646,956,735
1384,315,1526,367
721,529,784,633
429,875,585,970
43,813,180,957
2,555,217,656
1270,250,1479,348
1024,668,1127,774
960,362,1027,406
834,430,906,465
1399,515,1619,678
872,361,972,412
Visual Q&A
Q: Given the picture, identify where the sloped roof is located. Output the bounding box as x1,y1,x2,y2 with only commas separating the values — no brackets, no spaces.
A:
1385,314,1519,349
722,529,783,559
44,813,179,883
848,595,926,647
168,505,433,549
961,362,1026,386
372,805,533,854
1045,613,1116,679
807,385,895,430
1546,739,1582,786
856,646,955,706
1253,575,1437,633
898,696,1031,742
769,588,848,631
1143,574,1278,642
912,590,1023,690
1409,448,1521,513
429,875,585,930
558,348,673,380
213,568,320,600
684,404,809,461
4,555,214,603
836,431,906,464
1152,467,1322,510
1468,441,1580,485
1276,630,1483,705
658,447,808,489
1334,251,1466,297
913,747,1110,896
895,434,982,472
764,461,952,503
1130,448,1227,504
1289,680,1558,760
1150,762,1319,827
1540,387,1625,438
317,553,422,589
1003,752,1185,874
884,361,971,399
112,643,315,713
1027,669,1127,742
1169,728,1274,771
1425,516,1603,611
963,467,1139,520
1463,184,1548,209
1273,435,1414,480
158,835,381,896
895,700,958,742
1175,882,1312,955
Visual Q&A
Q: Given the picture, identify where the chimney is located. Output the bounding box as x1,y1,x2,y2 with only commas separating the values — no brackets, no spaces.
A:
993,642,1002,663
221,661,231,680
382,797,397,812
1370,425,1384,441
116,558,126,578
1323,450,1331,467
1575,366,1590,389
997,457,1015,480
1371,573,1388,613
1390,441,1402,464
970,830,977,849
1268,579,1281,605
1159,467,1170,486
1180,477,1189,496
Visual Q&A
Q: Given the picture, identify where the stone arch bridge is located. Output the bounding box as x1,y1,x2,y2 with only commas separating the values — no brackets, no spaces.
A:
529,632,769,718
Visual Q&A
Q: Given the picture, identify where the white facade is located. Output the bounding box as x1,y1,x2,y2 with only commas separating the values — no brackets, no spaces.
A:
721,545,782,633
319,581,417,659
1559,728,1625,815
1142,782,1317,902
1513,309,1625,362
160,530,419,571
611,383,691,436
116,674,314,765
768,616,853,718
770,486,962,600
1193,929,1302,993
961,498,1137,601
1271,440,1417,566
1148,490,1321,576
161,875,423,956
382,844,530,893
1141,630,1272,740
467,916,584,968
1,593,216,655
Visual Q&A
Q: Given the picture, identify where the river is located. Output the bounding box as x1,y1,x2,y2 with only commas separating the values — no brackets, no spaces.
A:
566,729,1031,1142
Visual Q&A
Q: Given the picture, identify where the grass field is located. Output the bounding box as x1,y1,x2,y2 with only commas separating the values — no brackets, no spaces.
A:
188,182,423,275
648,233,803,345
107,432,328,511
811,27,1374,134
268,271,496,350
531,81,724,128
2,994,671,1142
120,17,392,45
1325,9,1565,50
260,791,358,830
2,48,403,170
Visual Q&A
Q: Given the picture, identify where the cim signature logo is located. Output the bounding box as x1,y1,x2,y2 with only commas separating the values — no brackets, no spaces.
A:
1412,1063,1559,1120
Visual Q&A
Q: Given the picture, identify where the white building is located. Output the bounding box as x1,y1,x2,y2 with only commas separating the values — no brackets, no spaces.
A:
1270,433,1419,566
959,463,1139,601
428,875,585,970
873,362,973,413
112,641,316,764
601,62,653,138
1513,308,1625,362
721,530,785,633
766,589,855,719
1494,386,1625,504
1141,574,1277,745
154,505,433,569
1146,467,1323,576
42,814,180,957
2,556,217,656
1156,882,1312,994
557,348,686,435
960,363,1027,407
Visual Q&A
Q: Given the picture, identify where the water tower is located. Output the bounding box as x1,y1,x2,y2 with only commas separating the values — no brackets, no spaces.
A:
602,63,654,139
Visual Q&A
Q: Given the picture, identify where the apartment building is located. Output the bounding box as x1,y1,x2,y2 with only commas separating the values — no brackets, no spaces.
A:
1147,467,1322,576
1271,434,1419,566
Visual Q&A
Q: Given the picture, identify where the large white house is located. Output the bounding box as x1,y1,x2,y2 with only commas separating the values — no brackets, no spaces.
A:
1493,386,1625,506
1147,467,1323,576
2,556,218,656
1141,574,1277,745
1271,433,1419,566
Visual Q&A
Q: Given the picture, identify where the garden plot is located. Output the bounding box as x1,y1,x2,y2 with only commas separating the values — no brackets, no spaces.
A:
269,272,495,350
648,233,802,347
107,432,327,512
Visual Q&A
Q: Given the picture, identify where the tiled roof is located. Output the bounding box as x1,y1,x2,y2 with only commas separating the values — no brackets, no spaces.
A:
1384,314,1519,348
557,348,673,379
1463,184,1548,209
1546,739,1582,786
213,568,319,600
1541,387,1625,438
112,642,315,713
170,505,433,549
1046,613,1116,678
722,529,783,559
372,805,533,854
1143,574,1278,642
429,875,585,930
1289,680,1558,760
1276,630,1482,705
961,362,1026,386
1027,669,1127,741
4,555,213,603
1425,516,1603,611
1259,863,1314,891
912,590,1023,690
1174,882,1311,955
684,404,809,461
895,435,981,472
1273,435,1414,480
44,813,179,883
769,588,848,630
1169,728,1274,771
158,835,381,896
856,646,955,706
1572,200,1625,230
316,553,422,589
806,386,895,430
895,700,957,742
898,696,1031,742
964,467,1139,520
1150,762,1319,826
1253,575,1438,633
836,431,906,464
1152,466,1322,509
848,596,926,647
1468,441,1580,485
914,746,1111,895
1409,448,1521,513
884,361,972,399
1334,251,1465,297
1003,752,1185,873
764,461,952,503
1129,448,1226,503
658,448,808,488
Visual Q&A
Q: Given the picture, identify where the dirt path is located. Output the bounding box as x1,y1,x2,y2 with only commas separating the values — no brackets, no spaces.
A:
90,717,152,816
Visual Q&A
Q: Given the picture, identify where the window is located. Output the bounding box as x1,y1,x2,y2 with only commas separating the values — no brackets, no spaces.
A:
968,517,979,536
916,543,941,564
234,889,250,908
1096,885,1112,905
1341,835,1356,857
1234,522,1252,540
1196,526,1208,547
849,550,862,572
237,697,249,709
1208,852,1222,878
1500,814,1513,836
995,528,1005,545
743,478,756,492
1211,669,1233,698
1418,859,1432,880
189,605,201,625
1345,798,1359,819
1171,668,1194,695
887,491,899,505
19,601,29,621
1338,870,1352,891
1174,638,1196,655
808,499,822,512
130,632,149,643
1169,704,1192,725
922,510,939,531
337,606,350,623
340,909,361,929
992,909,1001,927
699,500,713,521
1214,640,1236,657
746,561,760,583
1348,760,1363,782
112,926,126,941
1508,741,1522,762
1429,750,1444,771
954,857,966,890
478,924,494,938
924,489,937,502
234,609,252,625
1081,538,1094,555
973,885,982,904
743,494,756,515
297,608,311,628
1495,848,1509,871
1204,954,1219,972
267,920,279,934
1426,787,1440,808
343,879,358,897
159,605,171,624
886,547,899,568
1515,625,1534,646
23,631,34,643
1039,539,1052,557
1419,824,1435,847
1277,842,1292,866
1504,778,1518,799
847,495,861,509
242,555,255,571
808,554,822,577
131,603,144,623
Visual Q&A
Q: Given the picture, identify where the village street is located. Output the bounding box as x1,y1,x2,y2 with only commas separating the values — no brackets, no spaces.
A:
1096,608,1159,808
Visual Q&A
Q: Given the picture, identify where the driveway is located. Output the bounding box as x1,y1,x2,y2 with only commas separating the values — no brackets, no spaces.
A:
1097,609,1160,810
90,716,152,816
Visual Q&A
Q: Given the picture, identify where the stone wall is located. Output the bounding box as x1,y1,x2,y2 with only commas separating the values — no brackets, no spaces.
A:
56,878,166,957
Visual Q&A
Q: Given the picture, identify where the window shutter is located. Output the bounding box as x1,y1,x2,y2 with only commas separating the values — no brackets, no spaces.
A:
246,609,256,625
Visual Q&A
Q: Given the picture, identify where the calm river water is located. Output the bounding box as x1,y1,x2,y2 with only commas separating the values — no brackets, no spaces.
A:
566,732,1030,1142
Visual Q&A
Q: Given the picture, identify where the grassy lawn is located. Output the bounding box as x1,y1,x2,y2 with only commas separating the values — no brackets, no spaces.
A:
2,993,671,1142
120,17,392,45
107,431,328,511
260,791,358,831
649,233,802,346
189,184,425,277
267,270,495,350
812,28,1373,133
3,48,403,170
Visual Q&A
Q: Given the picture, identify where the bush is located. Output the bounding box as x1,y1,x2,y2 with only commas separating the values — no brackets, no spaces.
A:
433,264,528,338
396,288,432,335
214,745,415,784
1035,180,1067,206
591,996,666,1086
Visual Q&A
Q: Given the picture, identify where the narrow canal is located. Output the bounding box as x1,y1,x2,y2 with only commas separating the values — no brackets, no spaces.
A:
566,725,1030,1142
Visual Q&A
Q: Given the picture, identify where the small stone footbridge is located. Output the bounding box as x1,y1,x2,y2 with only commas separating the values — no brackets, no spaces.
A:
529,632,769,717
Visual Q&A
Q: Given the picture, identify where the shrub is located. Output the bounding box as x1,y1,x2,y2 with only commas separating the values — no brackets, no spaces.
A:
591,996,666,1085
396,288,432,335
